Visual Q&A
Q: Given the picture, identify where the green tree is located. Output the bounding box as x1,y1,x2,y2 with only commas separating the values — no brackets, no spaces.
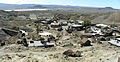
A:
82,21,91,27
111,24,117,27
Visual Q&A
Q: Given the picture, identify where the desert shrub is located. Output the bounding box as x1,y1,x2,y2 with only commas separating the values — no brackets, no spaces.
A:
12,26,19,31
82,21,91,27
111,24,117,27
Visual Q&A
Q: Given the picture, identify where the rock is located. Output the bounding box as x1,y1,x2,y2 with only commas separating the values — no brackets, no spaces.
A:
63,49,82,57
81,40,92,47
63,49,73,56
2,28,18,36
75,51,82,57
100,38,106,41
4,54,12,60
3,44,27,51
16,54,26,58
118,57,120,62
62,43,73,47
0,41,6,46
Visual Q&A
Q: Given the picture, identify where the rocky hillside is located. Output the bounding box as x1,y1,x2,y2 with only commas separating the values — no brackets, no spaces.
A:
92,11,120,24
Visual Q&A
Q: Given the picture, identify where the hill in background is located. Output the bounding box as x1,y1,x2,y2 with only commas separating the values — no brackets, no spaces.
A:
0,3,118,10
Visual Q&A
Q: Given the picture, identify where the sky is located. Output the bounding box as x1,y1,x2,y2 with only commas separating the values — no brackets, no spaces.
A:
0,0,120,9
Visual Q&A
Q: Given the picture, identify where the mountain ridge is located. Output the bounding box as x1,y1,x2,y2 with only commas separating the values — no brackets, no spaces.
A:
0,3,118,10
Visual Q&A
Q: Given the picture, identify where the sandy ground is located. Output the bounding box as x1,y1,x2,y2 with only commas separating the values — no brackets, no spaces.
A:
0,41,120,62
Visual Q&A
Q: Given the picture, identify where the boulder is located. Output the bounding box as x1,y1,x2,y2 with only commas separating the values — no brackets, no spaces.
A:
62,43,73,47
63,49,82,57
81,40,92,47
